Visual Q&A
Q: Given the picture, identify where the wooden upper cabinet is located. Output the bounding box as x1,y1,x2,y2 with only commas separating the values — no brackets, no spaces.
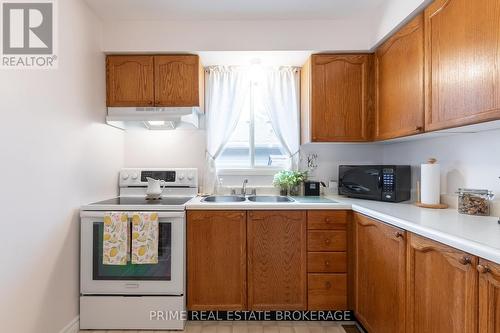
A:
375,14,424,140
424,0,500,131
247,210,307,310
301,54,374,143
187,211,247,310
106,54,202,108
154,55,201,107
407,233,478,333
106,55,154,107
354,213,406,333
478,259,500,333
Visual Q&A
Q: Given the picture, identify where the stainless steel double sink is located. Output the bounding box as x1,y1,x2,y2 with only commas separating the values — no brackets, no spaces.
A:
202,195,295,203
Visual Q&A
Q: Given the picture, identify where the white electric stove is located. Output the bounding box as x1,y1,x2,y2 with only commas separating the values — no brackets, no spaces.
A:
79,168,198,330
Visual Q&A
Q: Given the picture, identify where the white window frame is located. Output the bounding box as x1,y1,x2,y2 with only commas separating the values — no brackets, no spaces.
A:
216,81,289,174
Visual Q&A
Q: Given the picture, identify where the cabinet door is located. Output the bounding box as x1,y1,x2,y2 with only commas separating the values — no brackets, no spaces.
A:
154,55,200,107
354,213,406,333
247,211,307,310
478,259,500,333
311,54,373,142
187,211,247,310
375,14,424,140
407,233,478,333
424,0,500,131
106,55,154,107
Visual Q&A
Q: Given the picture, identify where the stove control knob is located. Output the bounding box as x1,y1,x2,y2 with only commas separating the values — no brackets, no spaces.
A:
131,173,138,180
121,172,129,180
187,174,194,181
178,173,185,181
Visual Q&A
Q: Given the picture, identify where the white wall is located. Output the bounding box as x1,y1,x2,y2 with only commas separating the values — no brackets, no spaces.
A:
124,129,206,171
97,0,431,53
300,143,384,183
0,0,124,332
101,19,376,53
370,0,430,48
382,130,500,197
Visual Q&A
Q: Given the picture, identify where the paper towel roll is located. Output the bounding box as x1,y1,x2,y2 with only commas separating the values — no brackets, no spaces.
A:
421,159,440,205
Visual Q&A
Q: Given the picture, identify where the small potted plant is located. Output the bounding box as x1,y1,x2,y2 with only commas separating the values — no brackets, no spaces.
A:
273,170,307,196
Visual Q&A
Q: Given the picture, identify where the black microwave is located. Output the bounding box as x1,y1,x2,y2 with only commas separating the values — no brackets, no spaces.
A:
338,165,411,202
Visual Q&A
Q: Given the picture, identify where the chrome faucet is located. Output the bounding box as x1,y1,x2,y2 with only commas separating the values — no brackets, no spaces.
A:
242,179,248,196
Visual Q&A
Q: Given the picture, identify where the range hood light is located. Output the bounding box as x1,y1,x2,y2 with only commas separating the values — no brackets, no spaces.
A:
148,120,166,126
106,107,201,130
144,120,176,130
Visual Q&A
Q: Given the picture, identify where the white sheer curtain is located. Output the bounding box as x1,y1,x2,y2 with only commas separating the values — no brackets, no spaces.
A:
203,66,250,194
260,67,301,169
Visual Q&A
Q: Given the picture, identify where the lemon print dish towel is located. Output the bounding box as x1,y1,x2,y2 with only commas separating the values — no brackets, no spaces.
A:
103,212,129,265
131,212,159,264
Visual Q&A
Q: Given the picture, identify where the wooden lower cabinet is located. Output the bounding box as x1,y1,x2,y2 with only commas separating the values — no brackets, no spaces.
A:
478,259,500,333
354,213,406,333
187,211,247,310
307,252,347,273
407,233,478,333
308,273,347,310
307,210,350,310
247,210,307,310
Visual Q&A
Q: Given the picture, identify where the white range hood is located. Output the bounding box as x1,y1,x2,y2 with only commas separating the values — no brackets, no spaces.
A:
106,107,201,130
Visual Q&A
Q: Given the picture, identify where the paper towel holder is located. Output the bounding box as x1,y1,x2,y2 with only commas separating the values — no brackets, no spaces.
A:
415,179,449,209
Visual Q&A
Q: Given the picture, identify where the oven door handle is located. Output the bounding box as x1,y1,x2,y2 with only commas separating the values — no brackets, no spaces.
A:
80,211,185,219
124,283,140,289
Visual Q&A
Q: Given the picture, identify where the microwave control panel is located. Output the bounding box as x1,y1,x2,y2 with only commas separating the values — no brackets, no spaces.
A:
382,168,395,201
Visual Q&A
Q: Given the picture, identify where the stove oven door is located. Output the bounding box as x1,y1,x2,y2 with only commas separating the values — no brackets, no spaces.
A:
80,211,184,295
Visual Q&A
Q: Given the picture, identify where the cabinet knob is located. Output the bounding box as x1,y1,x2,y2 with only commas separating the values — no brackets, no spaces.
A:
324,260,331,266
324,238,331,245
147,100,153,105
416,126,423,132
325,218,331,222
395,231,404,239
477,264,490,274
325,281,332,289
459,256,472,266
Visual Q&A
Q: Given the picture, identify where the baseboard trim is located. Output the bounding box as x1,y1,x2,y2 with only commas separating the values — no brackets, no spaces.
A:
59,316,79,333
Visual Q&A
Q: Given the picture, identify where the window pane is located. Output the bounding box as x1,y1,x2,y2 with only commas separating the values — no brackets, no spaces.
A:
215,75,290,169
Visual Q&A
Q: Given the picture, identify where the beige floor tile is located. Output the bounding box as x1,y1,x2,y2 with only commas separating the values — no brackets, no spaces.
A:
79,321,349,333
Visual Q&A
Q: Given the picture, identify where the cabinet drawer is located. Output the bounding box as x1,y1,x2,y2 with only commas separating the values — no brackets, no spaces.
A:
307,231,346,251
307,211,348,230
307,252,346,273
308,273,347,310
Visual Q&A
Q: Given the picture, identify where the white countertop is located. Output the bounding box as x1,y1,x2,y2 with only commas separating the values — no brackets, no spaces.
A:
186,195,500,264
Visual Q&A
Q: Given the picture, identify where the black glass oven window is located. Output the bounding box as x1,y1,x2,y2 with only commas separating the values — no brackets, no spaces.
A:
93,222,172,280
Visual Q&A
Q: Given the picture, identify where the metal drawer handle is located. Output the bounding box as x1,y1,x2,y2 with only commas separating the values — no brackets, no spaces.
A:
395,231,404,239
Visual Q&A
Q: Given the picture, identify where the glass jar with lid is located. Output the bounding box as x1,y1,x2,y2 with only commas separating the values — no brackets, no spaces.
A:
457,188,494,216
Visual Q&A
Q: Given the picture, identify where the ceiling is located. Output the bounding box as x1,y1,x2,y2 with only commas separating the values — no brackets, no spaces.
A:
85,0,388,21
